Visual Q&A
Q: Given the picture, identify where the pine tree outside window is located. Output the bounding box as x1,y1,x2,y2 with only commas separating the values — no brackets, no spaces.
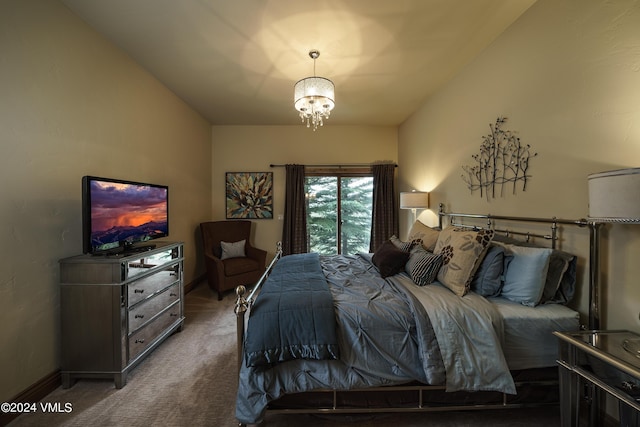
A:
305,168,373,255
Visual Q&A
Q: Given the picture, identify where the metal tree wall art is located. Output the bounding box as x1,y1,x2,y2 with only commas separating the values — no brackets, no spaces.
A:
461,117,537,200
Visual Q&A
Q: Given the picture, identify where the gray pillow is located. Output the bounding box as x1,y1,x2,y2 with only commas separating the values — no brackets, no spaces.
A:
543,252,577,304
470,245,507,297
220,239,246,260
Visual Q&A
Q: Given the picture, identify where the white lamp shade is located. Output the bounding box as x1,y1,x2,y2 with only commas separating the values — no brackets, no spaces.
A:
400,191,429,209
294,77,335,112
588,167,640,223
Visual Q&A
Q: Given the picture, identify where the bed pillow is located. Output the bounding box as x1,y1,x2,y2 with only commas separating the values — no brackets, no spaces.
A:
542,251,577,304
407,220,440,252
372,239,411,278
389,235,421,252
499,244,553,307
220,239,246,260
493,235,578,305
434,227,494,297
470,244,508,297
405,246,443,286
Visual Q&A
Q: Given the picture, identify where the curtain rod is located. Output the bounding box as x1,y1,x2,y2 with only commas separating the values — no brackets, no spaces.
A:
269,163,397,168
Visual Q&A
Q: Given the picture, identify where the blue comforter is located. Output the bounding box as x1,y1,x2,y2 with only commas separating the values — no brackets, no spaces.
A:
236,253,514,424
244,253,340,366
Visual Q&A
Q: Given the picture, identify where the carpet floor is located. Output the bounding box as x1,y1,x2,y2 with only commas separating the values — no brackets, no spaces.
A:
9,284,561,427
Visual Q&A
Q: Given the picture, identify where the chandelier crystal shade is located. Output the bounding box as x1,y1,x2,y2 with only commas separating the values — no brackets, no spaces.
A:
294,50,335,131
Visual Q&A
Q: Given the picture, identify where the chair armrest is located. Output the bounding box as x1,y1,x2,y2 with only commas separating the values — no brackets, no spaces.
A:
203,252,225,280
246,246,267,269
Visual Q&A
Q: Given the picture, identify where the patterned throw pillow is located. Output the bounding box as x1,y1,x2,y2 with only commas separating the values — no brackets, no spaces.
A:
389,235,422,252
407,220,440,252
434,227,495,296
405,246,443,286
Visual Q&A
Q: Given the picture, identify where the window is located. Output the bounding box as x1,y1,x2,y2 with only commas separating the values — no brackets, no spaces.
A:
305,169,373,255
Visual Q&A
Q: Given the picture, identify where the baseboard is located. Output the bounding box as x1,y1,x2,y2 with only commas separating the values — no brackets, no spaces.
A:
0,370,60,426
184,273,206,294
0,274,207,427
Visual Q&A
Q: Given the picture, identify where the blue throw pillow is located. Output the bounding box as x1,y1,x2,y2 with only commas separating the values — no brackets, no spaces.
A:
470,245,507,297
500,244,553,307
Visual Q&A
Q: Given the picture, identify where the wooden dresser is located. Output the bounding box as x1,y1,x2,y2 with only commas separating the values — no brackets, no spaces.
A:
59,241,184,388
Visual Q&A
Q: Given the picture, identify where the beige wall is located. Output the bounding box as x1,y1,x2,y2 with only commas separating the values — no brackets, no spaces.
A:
211,125,398,258
398,0,640,330
0,0,212,401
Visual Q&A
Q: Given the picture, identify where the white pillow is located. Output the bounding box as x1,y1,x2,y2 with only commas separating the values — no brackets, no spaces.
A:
499,244,552,307
220,239,246,260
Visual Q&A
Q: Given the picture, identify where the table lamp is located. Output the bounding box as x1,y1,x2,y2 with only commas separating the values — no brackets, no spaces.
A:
587,167,640,330
400,191,430,223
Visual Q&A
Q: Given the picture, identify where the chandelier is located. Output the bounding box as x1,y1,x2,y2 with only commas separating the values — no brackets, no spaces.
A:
294,50,335,131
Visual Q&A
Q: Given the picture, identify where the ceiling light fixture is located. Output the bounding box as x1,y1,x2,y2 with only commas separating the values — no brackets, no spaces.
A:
294,50,335,131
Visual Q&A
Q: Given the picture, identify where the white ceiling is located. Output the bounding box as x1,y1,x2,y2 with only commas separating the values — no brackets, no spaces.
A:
61,0,536,126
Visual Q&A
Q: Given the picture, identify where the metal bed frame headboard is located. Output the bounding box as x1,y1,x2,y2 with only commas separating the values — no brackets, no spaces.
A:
437,203,601,330
437,203,589,250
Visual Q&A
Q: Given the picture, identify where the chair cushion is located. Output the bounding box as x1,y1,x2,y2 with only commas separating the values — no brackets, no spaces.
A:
224,257,260,276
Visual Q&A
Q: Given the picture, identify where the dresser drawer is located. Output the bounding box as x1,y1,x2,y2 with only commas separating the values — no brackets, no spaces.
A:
128,300,181,361
126,247,180,280
128,263,179,307
128,283,180,332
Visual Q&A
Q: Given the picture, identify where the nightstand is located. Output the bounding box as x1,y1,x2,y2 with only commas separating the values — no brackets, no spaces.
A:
554,330,640,427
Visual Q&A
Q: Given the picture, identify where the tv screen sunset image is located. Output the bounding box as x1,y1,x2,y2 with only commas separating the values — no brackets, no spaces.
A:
90,180,168,248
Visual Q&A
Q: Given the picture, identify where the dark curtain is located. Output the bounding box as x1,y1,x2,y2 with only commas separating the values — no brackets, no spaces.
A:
282,164,308,255
369,163,398,252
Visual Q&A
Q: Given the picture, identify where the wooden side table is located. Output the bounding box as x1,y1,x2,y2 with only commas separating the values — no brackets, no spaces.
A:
554,330,640,426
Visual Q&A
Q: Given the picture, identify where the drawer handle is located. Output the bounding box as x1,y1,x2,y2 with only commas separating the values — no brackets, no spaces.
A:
622,381,639,392
135,314,145,319
170,293,177,297
135,339,145,344
134,289,144,294
170,313,178,317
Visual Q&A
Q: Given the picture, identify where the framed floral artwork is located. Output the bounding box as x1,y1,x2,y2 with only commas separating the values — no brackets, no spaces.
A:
225,172,273,219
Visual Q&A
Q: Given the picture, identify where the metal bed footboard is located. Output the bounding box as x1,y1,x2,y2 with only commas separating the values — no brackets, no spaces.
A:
235,241,283,370
265,376,562,416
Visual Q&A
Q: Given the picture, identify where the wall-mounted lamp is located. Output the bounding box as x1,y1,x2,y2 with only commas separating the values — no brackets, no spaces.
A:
400,191,430,223
587,167,640,330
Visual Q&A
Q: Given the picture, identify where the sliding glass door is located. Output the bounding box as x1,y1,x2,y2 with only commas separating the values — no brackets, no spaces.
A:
305,174,373,255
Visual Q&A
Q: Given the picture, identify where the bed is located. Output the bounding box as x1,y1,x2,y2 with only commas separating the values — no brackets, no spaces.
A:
234,206,590,425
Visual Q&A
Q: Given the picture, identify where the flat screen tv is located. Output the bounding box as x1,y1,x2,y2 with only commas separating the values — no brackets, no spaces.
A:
82,176,169,255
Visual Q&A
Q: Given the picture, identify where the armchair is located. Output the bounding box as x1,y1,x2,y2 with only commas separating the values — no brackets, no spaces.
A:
200,220,267,300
